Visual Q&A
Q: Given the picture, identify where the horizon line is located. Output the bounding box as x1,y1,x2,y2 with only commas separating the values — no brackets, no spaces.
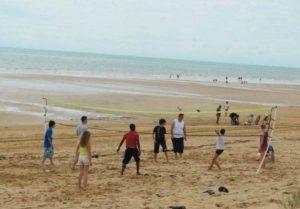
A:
1,45,299,70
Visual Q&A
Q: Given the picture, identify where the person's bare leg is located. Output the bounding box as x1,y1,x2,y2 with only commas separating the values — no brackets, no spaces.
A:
121,164,126,175
154,153,158,162
50,157,54,166
83,165,89,189
216,116,220,124
42,157,46,166
174,153,178,159
271,152,275,162
164,152,169,162
136,161,140,175
260,156,266,168
208,154,218,170
72,153,79,170
179,153,183,158
215,158,221,170
78,165,84,189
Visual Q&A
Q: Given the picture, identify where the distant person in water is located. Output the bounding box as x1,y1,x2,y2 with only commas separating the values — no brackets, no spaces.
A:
177,74,180,80
208,129,226,170
224,101,230,117
225,76,228,84
171,113,187,159
117,124,141,175
153,118,168,162
216,105,222,124
72,116,88,170
42,120,55,167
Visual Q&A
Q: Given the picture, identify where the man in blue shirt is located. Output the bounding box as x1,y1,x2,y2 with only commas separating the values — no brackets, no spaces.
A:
42,120,55,167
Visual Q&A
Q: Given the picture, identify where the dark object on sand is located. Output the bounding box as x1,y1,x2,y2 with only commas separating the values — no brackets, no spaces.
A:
169,206,186,209
0,155,6,160
196,109,201,112
229,112,240,125
92,154,99,158
203,189,215,195
218,186,229,193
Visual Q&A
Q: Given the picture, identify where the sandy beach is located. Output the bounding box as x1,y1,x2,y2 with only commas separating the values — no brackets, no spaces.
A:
0,73,299,209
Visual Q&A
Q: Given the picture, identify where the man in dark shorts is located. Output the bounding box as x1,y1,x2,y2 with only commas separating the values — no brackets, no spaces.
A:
153,118,169,162
171,113,187,159
117,124,141,175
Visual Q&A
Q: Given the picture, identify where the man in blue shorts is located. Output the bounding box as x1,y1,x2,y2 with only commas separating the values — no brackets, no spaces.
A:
42,120,55,167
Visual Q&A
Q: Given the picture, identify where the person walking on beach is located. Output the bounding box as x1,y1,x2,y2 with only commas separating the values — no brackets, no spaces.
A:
76,131,92,190
216,105,222,124
42,120,55,167
72,116,88,170
153,118,169,162
171,113,187,159
208,129,226,170
117,124,141,175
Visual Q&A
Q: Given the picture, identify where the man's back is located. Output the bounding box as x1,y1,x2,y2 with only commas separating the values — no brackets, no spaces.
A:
124,131,139,148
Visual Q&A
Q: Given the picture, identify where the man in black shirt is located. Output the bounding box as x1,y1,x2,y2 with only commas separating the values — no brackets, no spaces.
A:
153,118,169,162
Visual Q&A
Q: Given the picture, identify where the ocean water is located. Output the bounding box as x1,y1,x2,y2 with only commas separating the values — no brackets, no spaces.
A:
0,47,300,84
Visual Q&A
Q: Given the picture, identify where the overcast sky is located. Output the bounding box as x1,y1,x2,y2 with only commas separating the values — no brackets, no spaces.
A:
0,0,299,67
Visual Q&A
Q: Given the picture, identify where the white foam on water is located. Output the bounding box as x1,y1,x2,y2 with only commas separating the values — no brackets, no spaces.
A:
0,98,123,121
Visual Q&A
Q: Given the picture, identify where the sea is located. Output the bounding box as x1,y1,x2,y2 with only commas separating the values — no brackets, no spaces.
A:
0,47,300,84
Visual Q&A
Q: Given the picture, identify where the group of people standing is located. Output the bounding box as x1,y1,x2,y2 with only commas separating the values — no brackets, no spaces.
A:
41,109,274,190
42,113,227,189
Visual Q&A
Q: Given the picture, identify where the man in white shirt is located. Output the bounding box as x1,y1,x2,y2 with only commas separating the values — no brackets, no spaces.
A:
224,101,230,117
171,113,187,159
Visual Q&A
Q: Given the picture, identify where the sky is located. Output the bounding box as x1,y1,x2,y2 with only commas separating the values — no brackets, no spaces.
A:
0,0,299,68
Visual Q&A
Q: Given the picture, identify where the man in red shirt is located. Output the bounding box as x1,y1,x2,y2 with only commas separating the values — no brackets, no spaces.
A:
117,124,141,175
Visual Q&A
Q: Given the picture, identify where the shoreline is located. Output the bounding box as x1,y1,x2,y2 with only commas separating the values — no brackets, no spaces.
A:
1,70,300,86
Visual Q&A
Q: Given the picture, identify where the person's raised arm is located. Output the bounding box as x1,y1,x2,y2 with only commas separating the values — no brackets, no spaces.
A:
215,129,220,136
117,137,125,152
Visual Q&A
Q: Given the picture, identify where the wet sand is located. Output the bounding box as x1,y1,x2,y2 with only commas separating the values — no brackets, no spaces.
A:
0,74,299,209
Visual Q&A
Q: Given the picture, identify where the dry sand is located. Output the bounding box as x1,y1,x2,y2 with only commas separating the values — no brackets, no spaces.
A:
0,74,299,209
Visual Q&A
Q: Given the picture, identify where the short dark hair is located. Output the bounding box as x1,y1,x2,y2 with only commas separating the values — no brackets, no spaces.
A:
178,113,184,117
49,120,55,128
81,116,88,122
261,124,266,129
220,128,225,135
159,118,166,125
129,124,136,131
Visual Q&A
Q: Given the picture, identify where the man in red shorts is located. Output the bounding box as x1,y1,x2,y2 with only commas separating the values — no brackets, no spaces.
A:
117,124,141,175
